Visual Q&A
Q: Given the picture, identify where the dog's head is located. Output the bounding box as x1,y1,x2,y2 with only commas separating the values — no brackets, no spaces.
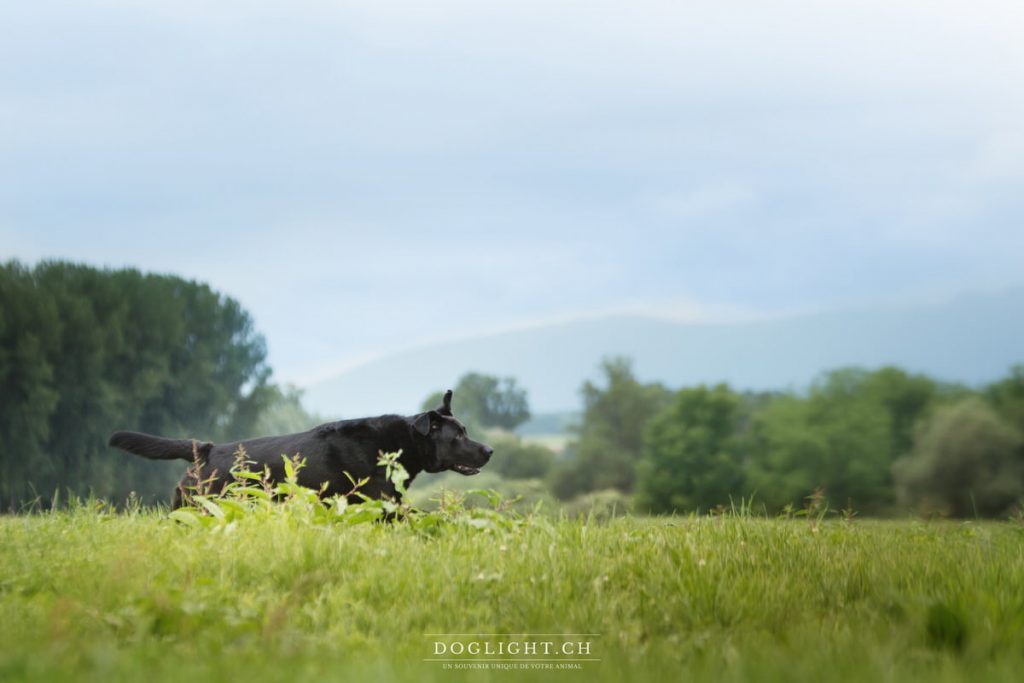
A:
410,390,493,475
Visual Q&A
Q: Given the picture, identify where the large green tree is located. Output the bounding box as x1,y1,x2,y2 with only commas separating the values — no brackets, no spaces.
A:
636,384,746,513
0,260,276,507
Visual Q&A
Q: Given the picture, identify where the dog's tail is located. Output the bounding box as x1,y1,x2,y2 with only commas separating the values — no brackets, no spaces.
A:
108,431,210,461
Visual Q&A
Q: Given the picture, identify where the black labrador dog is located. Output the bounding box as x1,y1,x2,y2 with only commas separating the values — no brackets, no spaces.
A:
108,390,492,508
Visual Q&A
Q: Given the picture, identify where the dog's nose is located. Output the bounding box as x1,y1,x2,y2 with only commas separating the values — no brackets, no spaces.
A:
482,446,494,458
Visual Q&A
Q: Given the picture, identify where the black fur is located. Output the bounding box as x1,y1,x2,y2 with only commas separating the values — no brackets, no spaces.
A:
108,390,492,509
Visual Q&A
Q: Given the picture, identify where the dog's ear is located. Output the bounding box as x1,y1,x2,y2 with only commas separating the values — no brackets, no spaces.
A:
412,411,440,436
412,412,431,436
436,389,453,417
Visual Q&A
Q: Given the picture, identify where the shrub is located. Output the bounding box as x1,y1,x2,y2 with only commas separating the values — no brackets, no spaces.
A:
893,398,1024,517
487,432,558,480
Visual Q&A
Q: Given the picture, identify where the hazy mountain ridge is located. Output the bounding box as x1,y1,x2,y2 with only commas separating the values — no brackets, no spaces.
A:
302,288,1024,418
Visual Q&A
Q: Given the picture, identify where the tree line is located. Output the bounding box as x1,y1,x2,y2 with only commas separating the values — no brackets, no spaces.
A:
0,260,285,507
552,358,1024,518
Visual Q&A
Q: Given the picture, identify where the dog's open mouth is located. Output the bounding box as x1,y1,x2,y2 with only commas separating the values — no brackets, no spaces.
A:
451,464,481,476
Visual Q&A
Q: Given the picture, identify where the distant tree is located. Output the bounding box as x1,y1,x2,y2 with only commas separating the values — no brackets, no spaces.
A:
894,398,1024,517
860,366,939,456
421,372,530,431
550,357,671,499
636,384,746,513
252,385,324,436
744,395,823,510
420,390,446,413
486,433,557,480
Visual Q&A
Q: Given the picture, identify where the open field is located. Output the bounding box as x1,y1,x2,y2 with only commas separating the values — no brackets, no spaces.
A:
2,505,1023,682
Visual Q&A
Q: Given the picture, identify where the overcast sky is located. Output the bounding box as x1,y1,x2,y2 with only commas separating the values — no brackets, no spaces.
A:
3,0,1023,387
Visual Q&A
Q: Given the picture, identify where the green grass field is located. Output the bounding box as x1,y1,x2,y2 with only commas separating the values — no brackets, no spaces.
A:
2,501,1023,682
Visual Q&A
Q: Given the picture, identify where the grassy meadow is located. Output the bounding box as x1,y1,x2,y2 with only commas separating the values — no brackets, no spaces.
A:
2,493,1024,683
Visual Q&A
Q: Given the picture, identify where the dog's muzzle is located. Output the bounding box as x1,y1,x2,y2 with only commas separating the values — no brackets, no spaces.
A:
450,445,493,476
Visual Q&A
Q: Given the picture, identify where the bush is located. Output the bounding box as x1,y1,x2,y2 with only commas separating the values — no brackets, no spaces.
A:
893,398,1024,517
486,432,558,480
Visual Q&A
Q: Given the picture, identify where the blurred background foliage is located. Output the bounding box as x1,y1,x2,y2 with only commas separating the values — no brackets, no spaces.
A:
0,260,311,505
2,260,1022,517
